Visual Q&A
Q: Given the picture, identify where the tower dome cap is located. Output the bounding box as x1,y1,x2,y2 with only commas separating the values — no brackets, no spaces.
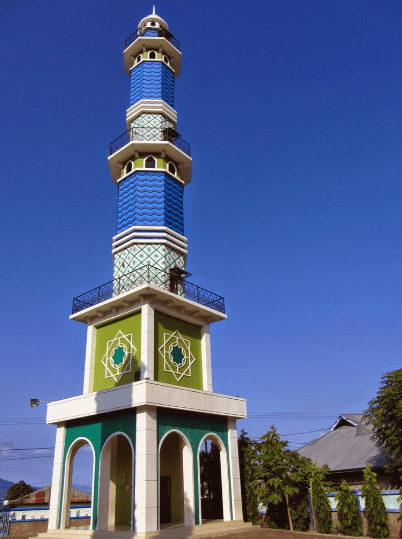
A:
138,6,169,31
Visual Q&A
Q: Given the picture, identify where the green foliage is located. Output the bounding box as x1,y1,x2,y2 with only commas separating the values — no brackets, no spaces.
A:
289,485,311,532
199,441,223,519
238,430,254,522
5,480,34,501
310,465,333,534
362,465,389,538
364,369,402,483
335,480,363,536
257,426,311,530
238,431,262,524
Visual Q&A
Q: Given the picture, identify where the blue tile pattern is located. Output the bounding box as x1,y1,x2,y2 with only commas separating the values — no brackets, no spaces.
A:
130,62,174,107
117,171,184,235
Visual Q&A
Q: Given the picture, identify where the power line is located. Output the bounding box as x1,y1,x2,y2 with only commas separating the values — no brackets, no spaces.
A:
0,447,54,452
0,455,55,462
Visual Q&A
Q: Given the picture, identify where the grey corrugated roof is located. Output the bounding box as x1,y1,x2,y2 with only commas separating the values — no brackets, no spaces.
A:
298,414,387,471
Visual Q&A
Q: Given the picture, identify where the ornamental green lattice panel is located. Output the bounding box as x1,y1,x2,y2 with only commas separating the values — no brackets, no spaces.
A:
114,244,185,279
92,312,142,392
154,311,202,390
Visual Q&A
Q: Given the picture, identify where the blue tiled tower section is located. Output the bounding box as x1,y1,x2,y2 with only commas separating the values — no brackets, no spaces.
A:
130,62,175,107
117,171,184,235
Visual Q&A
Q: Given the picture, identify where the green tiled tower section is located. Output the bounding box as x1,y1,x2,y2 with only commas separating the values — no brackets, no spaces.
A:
154,311,203,390
113,244,185,279
92,312,142,392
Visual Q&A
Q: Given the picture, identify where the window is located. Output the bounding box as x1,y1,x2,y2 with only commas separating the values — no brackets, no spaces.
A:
163,55,170,66
21,513,26,520
125,161,133,174
136,55,142,64
148,50,157,60
145,156,156,168
167,162,177,175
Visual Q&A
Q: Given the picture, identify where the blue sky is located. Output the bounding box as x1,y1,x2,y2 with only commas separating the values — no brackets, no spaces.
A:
1,0,402,490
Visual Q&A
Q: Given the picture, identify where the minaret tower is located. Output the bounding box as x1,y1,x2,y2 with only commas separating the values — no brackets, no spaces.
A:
45,9,247,536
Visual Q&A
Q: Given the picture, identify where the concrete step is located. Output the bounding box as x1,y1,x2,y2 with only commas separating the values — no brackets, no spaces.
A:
34,520,252,539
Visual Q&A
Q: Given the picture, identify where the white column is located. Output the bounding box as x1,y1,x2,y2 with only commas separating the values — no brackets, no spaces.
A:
48,423,66,530
83,325,96,393
134,406,158,532
182,441,195,526
141,304,154,380
227,418,243,521
201,325,212,391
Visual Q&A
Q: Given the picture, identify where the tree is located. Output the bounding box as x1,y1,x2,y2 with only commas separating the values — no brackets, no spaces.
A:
199,441,223,519
5,480,34,501
238,430,252,522
335,480,363,536
362,465,389,538
238,432,262,524
310,465,332,534
258,426,311,531
363,368,402,483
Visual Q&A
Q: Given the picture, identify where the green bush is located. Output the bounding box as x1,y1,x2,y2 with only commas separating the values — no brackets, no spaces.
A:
335,480,363,536
311,467,332,534
362,465,389,538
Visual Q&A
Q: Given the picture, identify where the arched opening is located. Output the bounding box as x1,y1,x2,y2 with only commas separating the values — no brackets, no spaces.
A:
198,435,231,523
61,439,94,530
163,55,170,66
167,161,176,176
97,434,134,531
144,155,156,168
148,50,157,60
159,431,195,529
136,55,142,64
125,160,133,174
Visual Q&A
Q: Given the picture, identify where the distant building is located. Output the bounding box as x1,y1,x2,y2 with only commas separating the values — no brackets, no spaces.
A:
298,413,394,489
8,486,91,525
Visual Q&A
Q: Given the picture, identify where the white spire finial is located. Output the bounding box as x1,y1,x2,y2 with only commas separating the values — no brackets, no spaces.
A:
153,5,156,15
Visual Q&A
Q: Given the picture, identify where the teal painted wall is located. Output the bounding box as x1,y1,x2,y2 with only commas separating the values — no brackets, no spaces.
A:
157,408,231,525
60,411,136,530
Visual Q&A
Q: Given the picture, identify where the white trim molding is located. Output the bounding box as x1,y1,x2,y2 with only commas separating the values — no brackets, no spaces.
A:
46,380,247,424
126,100,177,128
112,226,188,257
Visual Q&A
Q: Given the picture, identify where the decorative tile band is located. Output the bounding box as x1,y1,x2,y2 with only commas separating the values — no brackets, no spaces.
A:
113,243,185,280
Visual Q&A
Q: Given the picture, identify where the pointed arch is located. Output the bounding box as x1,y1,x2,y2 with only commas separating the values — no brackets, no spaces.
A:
158,429,195,528
97,432,134,531
60,437,95,530
197,433,231,523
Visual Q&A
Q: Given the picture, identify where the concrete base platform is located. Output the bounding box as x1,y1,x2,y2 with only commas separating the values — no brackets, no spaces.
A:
34,521,252,539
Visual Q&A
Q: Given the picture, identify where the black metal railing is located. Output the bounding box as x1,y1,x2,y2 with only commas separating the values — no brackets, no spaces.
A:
124,27,181,52
72,264,225,315
109,128,191,156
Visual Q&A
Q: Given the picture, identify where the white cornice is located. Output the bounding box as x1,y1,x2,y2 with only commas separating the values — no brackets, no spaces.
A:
114,225,186,243
126,99,177,128
46,380,247,424
112,238,188,257
70,282,226,325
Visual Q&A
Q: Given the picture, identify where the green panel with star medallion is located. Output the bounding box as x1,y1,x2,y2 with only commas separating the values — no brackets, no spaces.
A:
92,311,142,391
154,310,202,389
